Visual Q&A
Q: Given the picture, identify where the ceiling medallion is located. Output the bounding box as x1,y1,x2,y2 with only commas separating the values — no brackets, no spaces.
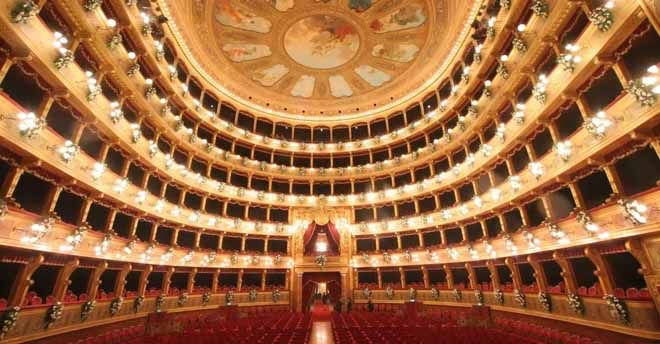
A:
284,15,360,70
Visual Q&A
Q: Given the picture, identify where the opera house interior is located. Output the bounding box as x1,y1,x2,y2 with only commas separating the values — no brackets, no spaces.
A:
0,0,659,343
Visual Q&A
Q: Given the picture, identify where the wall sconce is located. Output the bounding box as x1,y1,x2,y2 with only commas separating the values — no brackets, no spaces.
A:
529,162,545,179
85,71,102,101
60,224,87,251
95,234,111,255
21,217,54,244
90,162,105,181
56,140,79,164
619,198,648,225
554,140,573,162
134,190,147,205
53,32,73,70
109,101,123,124
113,178,128,194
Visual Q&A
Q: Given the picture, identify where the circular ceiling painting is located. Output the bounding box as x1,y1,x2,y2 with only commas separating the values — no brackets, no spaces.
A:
284,15,360,70
160,0,478,121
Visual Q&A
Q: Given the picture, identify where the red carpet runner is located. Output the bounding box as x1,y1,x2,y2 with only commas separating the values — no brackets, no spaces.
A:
311,304,332,322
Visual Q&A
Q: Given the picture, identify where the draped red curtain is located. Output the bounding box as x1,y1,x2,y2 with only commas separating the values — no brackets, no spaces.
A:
302,221,316,248
326,222,340,248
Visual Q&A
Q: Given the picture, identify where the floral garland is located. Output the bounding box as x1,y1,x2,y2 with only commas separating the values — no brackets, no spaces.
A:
11,0,38,24
531,0,549,18
177,292,189,307
362,287,372,300
408,288,417,301
497,63,509,80
538,292,551,312
430,287,440,301
81,300,96,320
385,287,394,300
588,6,614,32
403,250,412,262
272,289,281,303
567,293,584,315
225,291,234,305
248,289,258,302
109,297,123,316
107,33,123,51
202,291,212,306
0,306,19,339
603,294,629,324
512,36,527,53
45,302,63,329
500,0,511,10
494,289,504,304
474,290,484,306
83,0,103,11
514,290,527,307
155,294,165,312
54,50,74,70
133,296,144,313
452,289,462,301
315,255,327,269
626,79,657,107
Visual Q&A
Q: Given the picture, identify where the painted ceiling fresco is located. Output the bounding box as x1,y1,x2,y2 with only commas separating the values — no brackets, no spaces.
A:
162,0,476,119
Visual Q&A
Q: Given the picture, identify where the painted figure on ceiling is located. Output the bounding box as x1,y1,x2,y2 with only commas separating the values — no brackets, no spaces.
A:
349,0,373,12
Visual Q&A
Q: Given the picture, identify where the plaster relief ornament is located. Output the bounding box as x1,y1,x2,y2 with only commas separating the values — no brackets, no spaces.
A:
268,0,294,12
372,43,420,63
252,64,289,86
370,4,427,33
222,43,272,62
355,65,391,87
329,75,354,97
216,1,272,33
291,75,316,98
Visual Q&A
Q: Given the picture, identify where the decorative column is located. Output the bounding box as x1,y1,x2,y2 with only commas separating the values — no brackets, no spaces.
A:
114,263,132,297
86,261,108,301
211,269,220,293
526,255,548,292
553,251,578,294
584,246,615,295
8,254,44,307
187,268,197,294
465,263,477,290
486,260,501,290
138,265,153,297
237,269,244,292
53,257,80,301
162,267,175,295
443,264,454,290
422,266,430,289
504,258,522,291
261,270,267,291
295,271,303,312
399,267,406,289
376,268,383,289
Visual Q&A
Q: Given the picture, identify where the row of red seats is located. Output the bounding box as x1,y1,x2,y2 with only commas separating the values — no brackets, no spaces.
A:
139,312,311,344
493,317,601,344
74,324,145,344
331,312,541,344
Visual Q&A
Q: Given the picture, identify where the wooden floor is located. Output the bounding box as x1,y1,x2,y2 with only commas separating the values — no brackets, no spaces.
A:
309,321,335,344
